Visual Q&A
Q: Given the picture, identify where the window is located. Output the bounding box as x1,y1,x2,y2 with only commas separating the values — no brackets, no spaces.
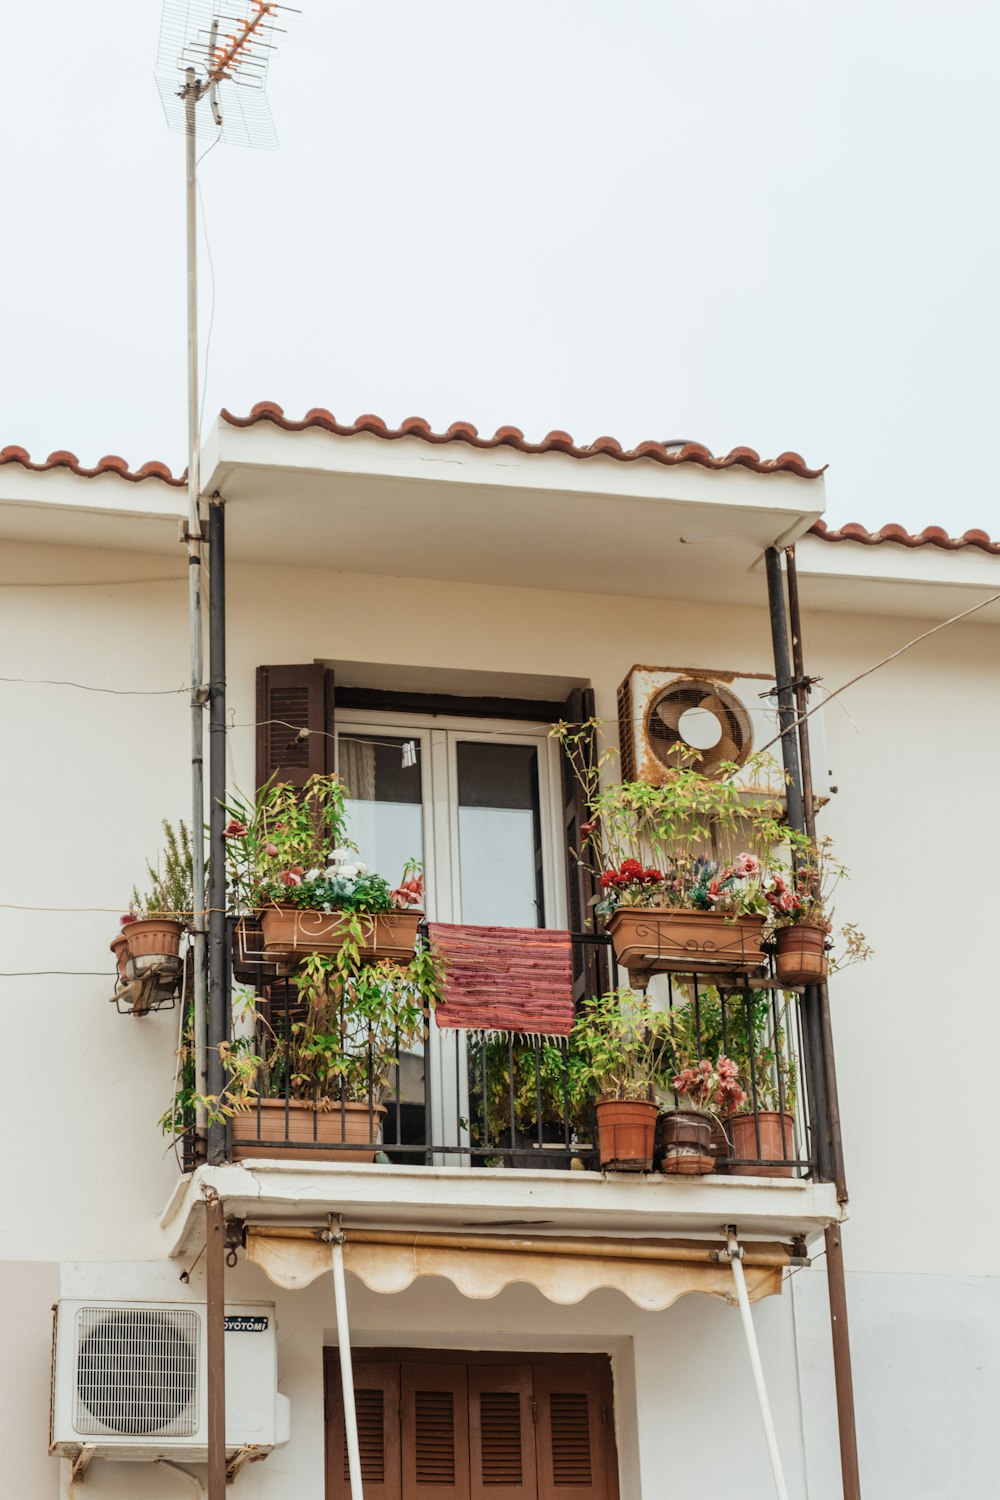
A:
325,1351,619,1500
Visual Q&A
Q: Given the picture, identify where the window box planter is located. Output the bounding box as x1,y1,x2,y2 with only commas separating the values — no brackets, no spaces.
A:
258,906,423,965
607,908,765,977
728,1111,796,1178
230,1099,387,1164
774,924,828,987
595,1098,658,1171
659,1108,715,1175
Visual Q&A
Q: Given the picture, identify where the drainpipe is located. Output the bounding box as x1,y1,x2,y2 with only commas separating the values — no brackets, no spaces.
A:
723,1229,789,1500
205,1195,226,1500
207,497,228,1166
783,546,862,1500
325,1221,365,1499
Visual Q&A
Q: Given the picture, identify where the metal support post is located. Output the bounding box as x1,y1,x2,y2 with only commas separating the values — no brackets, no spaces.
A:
724,1229,789,1500
205,1196,226,1500
207,498,228,1165
327,1223,365,1498
184,69,208,1146
824,1223,862,1500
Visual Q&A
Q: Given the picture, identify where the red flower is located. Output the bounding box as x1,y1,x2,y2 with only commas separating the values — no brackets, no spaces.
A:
224,819,248,838
599,871,617,890
120,912,137,927
619,858,643,879
580,820,597,837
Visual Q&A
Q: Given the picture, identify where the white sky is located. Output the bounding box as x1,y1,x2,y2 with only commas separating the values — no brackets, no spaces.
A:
4,1,999,533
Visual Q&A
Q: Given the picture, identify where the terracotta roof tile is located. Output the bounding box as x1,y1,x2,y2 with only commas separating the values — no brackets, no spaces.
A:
808,519,1000,556
0,444,184,486
219,401,828,478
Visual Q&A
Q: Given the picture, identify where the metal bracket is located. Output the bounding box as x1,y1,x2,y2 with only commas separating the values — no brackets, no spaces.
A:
226,1444,272,1485
70,1446,97,1483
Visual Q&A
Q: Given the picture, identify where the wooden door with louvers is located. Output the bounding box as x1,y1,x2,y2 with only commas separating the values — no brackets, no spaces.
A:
325,1352,618,1500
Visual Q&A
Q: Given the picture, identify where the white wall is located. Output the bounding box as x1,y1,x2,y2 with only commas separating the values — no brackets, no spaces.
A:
2,535,1000,1494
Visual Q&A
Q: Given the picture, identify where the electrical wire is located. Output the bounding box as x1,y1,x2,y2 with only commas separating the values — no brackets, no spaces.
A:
0,576,185,589
0,675,187,696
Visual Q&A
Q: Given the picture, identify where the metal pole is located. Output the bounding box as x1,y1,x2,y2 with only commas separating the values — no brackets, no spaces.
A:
207,498,228,1166
330,1232,365,1499
184,69,208,1147
205,1196,227,1500
764,546,830,1181
725,1230,789,1500
824,1223,863,1500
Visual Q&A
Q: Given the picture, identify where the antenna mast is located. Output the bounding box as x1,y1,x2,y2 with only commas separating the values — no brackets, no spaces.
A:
155,0,295,1161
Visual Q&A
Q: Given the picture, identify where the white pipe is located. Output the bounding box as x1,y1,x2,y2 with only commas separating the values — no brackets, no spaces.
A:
331,1234,365,1499
726,1230,789,1500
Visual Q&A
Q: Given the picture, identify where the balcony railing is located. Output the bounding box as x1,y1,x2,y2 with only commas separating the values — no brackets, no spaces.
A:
175,924,816,1177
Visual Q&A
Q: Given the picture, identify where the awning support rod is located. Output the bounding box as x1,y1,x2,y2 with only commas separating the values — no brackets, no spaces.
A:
723,1228,789,1500
324,1219,365,1499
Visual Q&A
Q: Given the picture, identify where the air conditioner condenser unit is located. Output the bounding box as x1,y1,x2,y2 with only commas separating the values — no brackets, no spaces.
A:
50,1299,291,1465
616,664,829,801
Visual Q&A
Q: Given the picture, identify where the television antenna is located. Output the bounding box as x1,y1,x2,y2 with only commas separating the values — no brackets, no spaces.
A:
152,1,298,1182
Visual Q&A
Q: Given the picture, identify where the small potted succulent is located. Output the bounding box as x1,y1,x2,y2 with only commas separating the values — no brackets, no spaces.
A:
570,988,669,1171
115,820,193,979
766,834,871,986
224,774,424,966
196,923,441,1163
553,720,784,978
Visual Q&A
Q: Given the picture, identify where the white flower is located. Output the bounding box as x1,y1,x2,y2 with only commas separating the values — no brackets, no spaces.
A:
339,864,358,879
354,862,368,875
328,847,351,865
325,868,339,882
304,868,322,883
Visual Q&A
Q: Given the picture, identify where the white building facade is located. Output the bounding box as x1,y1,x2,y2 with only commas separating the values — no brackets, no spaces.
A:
2,407,998,1498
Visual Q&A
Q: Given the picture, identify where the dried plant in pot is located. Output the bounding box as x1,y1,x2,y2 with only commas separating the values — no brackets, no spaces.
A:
115,820,194,978
190,921,441,1165
551,722,784,980
570,989,669,1171
223,774,424,966
766,834,871,987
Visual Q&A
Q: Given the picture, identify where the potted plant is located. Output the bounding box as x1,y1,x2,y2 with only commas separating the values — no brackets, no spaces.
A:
469,1038,592,1168
766,834,871,986
197,918,441,1163
224,774,424,965
726,991,799,1177
115,820,193,976
553,721,784,978
570,988,669,1171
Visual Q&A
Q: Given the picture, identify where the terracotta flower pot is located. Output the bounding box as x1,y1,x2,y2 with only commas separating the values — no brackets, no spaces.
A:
259,906,422,965
122,917,185,973
774,924,828,986
659,1109,715,1175
231,1099,387,1164
607,908,765,978
595,1098,658,1172
728,1112,796,1178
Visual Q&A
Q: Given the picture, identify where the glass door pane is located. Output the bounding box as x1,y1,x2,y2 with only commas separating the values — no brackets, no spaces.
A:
456,742,544,927
338,733,423,889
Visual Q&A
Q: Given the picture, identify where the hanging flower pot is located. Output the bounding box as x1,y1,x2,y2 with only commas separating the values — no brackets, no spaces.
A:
774,925,828,986
121,917,185,973
607,908,765,978
595,1098,658,1171
231,1099,387,1164
728,1111,796,1178
659,1109,715,1175
110,934,130,983
258,906,423,965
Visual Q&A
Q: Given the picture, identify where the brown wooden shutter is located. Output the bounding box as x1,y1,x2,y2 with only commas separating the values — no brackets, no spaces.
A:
401,1363,470,1500
325,1359,401,1500
256,662,335,788
560,687,610,1004
469,1364,537,1499
532,1362,618,1500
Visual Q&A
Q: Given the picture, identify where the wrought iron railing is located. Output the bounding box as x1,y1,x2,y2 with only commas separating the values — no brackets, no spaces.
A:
172,922,816,1176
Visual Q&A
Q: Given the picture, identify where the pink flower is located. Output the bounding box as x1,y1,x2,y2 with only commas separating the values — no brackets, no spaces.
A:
735,853,759,878
278,866,304,887
120,912,137,928
224,819,247,838
264,842,279,858
391,874,425,909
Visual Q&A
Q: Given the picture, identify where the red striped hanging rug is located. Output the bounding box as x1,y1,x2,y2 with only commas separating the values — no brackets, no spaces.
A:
426,924,575,1038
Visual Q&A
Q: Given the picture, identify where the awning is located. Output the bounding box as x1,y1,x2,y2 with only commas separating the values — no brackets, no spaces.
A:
246,1226,789,1310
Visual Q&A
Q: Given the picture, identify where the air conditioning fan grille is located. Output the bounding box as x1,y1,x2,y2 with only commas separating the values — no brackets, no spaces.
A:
74,1307,200,1438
